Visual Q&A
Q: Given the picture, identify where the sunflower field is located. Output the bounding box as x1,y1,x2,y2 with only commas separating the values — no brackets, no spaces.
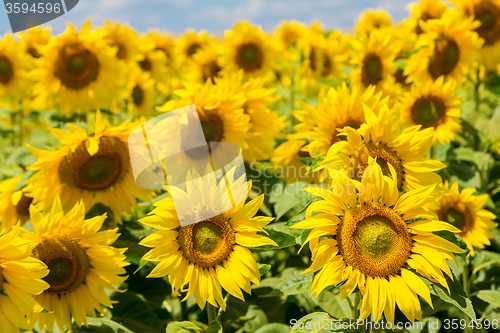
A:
2,0,500,332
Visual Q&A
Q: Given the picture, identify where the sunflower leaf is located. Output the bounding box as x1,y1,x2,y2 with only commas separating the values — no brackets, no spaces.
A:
262,273,313,297
474,290,500,309
432,230,470,257
429,272,476,321
203,321,223,333
166,321,202,333
255,229,297,250
258,264,271,276
255,323,291,333
290,313,356,332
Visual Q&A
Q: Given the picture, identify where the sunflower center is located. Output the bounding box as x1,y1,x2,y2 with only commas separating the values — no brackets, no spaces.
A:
443,208,466,229
113,43,127,60
411,97,445,128
201,114,223,142
438,202,473,234
236,43,263,72
355,143,404,188
33,236,90,293
428,37,460,79
361,54,383,87
55,44,99,89
15,194,33,217
0,56,13,84
140,57,152,72
178,215,236,268
338,204,412,277
202,60,222,83
132,85,144,106
187,43,201,56
473,1,500,45
58,136,126,191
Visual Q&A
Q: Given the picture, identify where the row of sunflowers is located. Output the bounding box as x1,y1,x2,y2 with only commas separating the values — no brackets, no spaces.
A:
1,0,500,332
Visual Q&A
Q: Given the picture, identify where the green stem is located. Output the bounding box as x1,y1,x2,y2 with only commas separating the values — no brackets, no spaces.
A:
429,145,436,160
474,69,481,113
463,257,472,333
352,290,361,320
207,303,218,325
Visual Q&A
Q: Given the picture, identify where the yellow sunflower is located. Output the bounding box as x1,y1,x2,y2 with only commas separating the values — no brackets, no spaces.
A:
139,169,276,310
0,226,49,333
32,21,124,114
176,30,215,63
0,174,33,233
434,182,498,256
220,22,277,80
0,34,33,105
404,9,483,84
355,9,393,35
184,45,223,84
321,103,446,191
17,26,51,58
453,0,500,71
216,71,285,162
401,76,462,145
271,138,324,184
123,68,157,118
273,21,308,52
98,21,142,64
25,111,152,222
143,30,176,68
301,82,389,158
407,0,449,34
292,158,464,325
138,38,169,95
23,198,128,332
349,29,401,92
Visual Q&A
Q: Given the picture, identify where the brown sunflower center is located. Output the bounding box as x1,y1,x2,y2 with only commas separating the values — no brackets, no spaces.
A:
15,194,33,218
0,55,13,84
58,136,126,191
411,96,446,128
202,60,222,83
236,43,263,72
361,54,383,87
113,42,127,60
55,44,100,89
438,202,473,235
428,37,460,79
27,45,42,58
309,47,332,77
354,143,404,188
338,204,412,277
33,236,90,293
178,215,236,268
187,43,201,57
473,1,500,45
139,57,152,72
131,85,144,106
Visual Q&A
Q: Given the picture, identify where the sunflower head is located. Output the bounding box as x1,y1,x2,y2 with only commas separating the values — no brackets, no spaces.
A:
99,21,142,63
0,173,34,232
17,26,52,58
409,0,448,34
355,9,393,35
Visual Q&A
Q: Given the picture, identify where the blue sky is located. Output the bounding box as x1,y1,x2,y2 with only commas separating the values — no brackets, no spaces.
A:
1,0,416,35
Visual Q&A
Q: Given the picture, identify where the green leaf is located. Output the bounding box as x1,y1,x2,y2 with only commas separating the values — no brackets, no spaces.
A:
271,182,312,219
290,313,355,332
166,321,202,333
258,263,271,276
255,323,291,333
203,321,222,333
71,317,135,333
263,273,312,297
474,290,500,309
447,147,494,169
254,229,297,250
317,291,351,319
134,259,149,274
432,230,470,257
429,272,476,320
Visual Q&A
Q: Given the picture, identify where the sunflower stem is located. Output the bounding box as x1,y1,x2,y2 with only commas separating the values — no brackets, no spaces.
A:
462,257,472,333
207,303,218,325
352,290,361,320
473,69,481,113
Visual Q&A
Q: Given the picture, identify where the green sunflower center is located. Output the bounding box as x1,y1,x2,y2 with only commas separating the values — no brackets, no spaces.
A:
428,37,460,79
178,215,236,268
33,236,90,293
236,43,263,72
338,204,412,277
201,115,223,142
443,208,466,229
55,44,100,89
474,1,500,45
411,97,445,128
0,56,13,84
79,155,121,189
361,54,383,87
131,85,144,106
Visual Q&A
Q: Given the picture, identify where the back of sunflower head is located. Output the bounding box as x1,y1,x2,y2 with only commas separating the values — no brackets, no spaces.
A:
128,104,248,227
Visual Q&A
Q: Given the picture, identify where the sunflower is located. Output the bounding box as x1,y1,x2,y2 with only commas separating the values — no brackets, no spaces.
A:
123,68,156,117
355,9,393,35
25,111,152,222
176,30,215,64
137,38,169,95
349,29,401,92
17,27,51,58
453,0,500,71
404,9,483,84
0,34,33,105
143,30,176,68
216,71,285,162
184,45,223,84
300,82,389,158
292,159,464,325
98,21,142,64
23,198,128,332
274,21,308,52
220,22,277,80
321,103,446,191
401,76,462,144
139,169,276,310
0,174,34,233
31,21,124,114
0,226,49,333
434,182,498,256
271,138,324,184
407,0,448,34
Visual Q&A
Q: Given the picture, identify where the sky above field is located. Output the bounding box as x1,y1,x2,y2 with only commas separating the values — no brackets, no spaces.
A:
0,0,417,35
